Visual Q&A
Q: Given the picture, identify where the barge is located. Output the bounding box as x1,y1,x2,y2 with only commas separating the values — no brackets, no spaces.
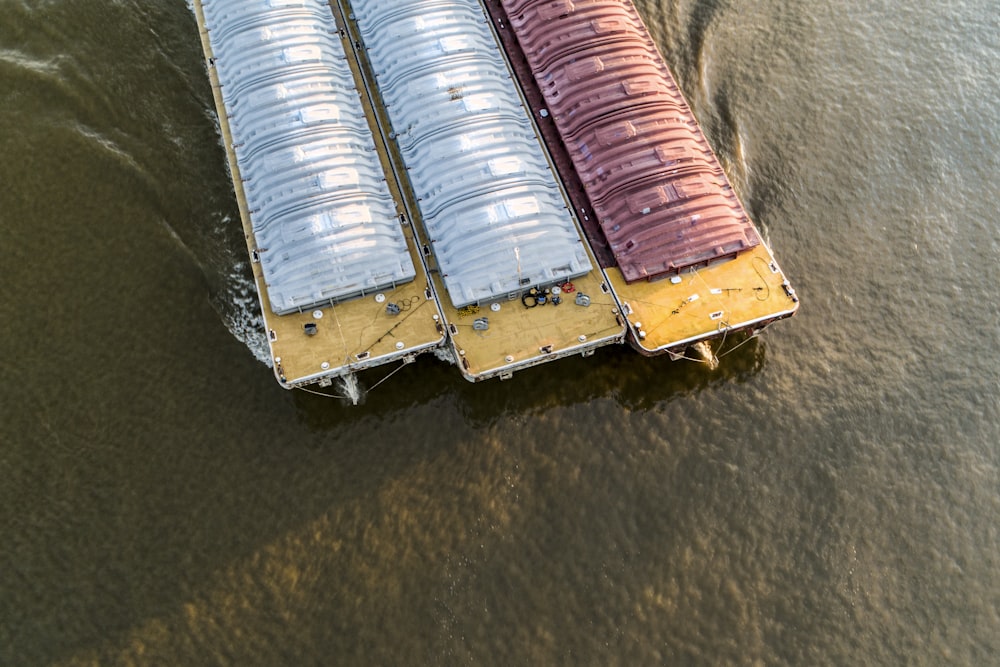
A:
190,0,797,390
490,0,799,359
340,0,626,381
192,0,445,388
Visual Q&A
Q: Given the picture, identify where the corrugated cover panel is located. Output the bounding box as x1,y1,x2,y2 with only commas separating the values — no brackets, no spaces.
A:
201,0,415,315
502,0,761,282
351,0,592,308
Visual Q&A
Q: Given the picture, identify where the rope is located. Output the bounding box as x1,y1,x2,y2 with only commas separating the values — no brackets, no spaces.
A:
717,321,730,352
671,351,714,364
329,303,349,355
717,329,763,359
293,357,411,399
362,297,429,355
752,257,772,301
295,385,349,400
367,359,410,392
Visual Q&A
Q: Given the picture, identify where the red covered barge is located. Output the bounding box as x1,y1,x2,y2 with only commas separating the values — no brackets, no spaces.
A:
486,0,799,358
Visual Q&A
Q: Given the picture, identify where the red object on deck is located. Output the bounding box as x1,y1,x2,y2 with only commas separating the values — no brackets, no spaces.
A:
499,0,761,282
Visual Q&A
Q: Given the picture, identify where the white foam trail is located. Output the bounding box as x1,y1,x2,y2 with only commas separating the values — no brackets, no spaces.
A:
220,261,271,366
208,210,271,366
337,374,363,405
433,346,456,365
0,48,61,77
71,121,146,175
691,340,719,370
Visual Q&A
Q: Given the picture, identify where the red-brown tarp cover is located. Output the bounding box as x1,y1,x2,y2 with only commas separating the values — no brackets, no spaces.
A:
501,0,761,281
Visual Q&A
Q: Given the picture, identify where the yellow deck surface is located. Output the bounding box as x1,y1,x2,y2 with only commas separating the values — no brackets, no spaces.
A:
607,243,799,355
434,257,624,381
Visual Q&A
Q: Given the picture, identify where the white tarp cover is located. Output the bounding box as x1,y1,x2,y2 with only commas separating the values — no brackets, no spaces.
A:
352,0,592,307
201,0,415,315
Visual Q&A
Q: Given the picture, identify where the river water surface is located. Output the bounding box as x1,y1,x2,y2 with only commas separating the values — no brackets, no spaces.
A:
1,0,998,664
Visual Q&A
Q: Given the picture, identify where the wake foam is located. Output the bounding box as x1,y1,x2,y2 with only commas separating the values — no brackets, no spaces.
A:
217,260,270,366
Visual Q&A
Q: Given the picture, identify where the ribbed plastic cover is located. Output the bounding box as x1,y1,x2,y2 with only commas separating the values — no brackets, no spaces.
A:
351,0,592,307
202,0,415,315
502,0,761,281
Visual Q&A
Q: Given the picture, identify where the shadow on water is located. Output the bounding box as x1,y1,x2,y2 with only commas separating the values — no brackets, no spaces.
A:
648,0,729,89
22,338,768,664
290,332,769,429
641,0,815,242
684,0,730,76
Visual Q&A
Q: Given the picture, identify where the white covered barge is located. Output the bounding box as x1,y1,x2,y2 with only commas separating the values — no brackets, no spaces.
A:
193,0,445,388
